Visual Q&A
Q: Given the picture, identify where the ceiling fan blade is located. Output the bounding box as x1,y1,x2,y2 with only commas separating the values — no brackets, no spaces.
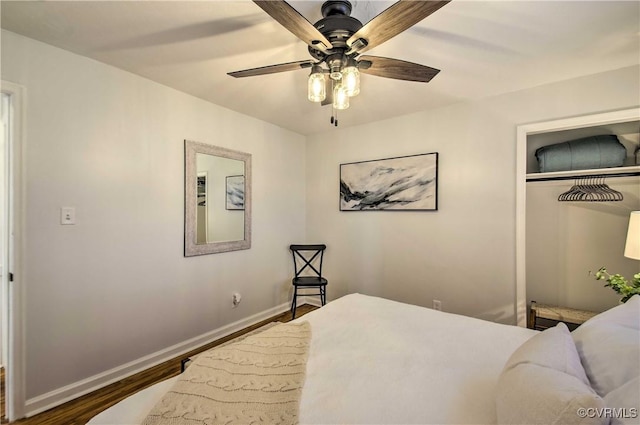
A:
228,60,314,78
347,0,451,54
358,56,440,83
253,0,333,52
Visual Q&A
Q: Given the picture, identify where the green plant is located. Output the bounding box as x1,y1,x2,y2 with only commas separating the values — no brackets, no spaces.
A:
592,267,640,303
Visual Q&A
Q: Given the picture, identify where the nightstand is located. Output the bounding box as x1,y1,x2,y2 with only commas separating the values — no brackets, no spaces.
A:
529,301,597,331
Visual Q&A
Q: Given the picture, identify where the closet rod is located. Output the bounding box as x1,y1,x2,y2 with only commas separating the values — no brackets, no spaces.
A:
526,171,640,183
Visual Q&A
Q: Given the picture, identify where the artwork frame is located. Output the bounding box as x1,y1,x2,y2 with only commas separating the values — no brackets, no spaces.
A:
340,152,438,211
226,175,245,210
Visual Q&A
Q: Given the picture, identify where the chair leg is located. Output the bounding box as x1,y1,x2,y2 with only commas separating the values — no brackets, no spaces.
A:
291,286,298,319
321,286,326,306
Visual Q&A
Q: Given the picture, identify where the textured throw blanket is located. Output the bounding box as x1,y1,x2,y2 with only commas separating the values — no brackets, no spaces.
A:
142,321,311,425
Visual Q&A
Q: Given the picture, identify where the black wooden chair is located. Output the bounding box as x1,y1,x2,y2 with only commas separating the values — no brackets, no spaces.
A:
289,244,327,319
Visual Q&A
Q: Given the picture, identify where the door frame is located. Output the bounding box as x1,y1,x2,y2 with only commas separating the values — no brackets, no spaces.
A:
1,80,26,421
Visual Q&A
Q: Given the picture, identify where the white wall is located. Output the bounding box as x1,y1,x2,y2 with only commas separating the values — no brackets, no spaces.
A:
305,65,640,324
1,30,306,401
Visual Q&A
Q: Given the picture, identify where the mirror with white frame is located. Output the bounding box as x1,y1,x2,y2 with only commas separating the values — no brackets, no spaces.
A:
184,140,251,256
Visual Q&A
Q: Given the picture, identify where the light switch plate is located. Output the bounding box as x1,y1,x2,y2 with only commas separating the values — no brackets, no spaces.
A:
61,207,76,225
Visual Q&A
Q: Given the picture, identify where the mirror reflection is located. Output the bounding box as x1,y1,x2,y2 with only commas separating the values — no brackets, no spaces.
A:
185,140,251,256
196,154,245,244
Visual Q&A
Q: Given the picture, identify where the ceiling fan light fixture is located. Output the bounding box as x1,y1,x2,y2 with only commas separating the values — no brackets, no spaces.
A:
232,0,451,126
333,83,349,110
308,65,326,103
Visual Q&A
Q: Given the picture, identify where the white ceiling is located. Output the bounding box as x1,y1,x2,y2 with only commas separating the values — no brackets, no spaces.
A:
1,1,639,135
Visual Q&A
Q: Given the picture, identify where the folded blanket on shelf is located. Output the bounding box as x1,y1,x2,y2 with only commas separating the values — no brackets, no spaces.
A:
535,135,626,172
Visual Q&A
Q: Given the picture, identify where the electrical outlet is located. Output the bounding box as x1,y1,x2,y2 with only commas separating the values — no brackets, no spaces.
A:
433,299,442,311
232,292,242,308
60,207,76,225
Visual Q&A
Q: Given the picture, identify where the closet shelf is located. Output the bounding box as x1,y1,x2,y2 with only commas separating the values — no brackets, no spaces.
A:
526,165,640,182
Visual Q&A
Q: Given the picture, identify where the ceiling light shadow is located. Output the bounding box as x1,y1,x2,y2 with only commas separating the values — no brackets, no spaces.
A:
409,27,519,56
97,15,266,52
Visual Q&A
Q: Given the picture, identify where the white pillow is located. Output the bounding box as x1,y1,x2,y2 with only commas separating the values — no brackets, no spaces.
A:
577,295,640,330
572,296,640,397
496,323,606,425
504,322,589,386
603,377,640,425
496,364,608,425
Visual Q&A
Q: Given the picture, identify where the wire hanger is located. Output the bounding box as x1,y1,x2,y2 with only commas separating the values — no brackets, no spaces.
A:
558,176,623,202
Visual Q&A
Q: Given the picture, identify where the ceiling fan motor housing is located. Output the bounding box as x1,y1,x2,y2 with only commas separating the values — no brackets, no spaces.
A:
321,0,352,17
309,0,363,61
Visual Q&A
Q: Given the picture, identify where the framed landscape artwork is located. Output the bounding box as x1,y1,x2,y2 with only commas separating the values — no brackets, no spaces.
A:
340,152,438,211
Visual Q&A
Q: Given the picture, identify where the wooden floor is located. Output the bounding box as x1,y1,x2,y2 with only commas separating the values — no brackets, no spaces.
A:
2,304,317,425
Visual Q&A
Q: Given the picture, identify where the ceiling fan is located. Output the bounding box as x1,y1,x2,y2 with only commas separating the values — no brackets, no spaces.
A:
228,0,451,126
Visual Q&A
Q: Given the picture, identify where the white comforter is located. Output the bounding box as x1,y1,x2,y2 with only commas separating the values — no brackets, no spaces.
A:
90,294,537,425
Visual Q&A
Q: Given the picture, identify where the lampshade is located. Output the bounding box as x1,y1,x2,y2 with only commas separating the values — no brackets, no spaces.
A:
341,58,360,97
333,83,349,110
624,211,640,260
307,65,326,103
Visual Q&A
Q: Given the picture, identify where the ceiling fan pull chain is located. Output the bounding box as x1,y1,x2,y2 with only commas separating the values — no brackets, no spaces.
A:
331,107,339,126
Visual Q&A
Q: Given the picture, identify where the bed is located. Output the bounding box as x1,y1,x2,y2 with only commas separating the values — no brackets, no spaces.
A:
89,293,640,425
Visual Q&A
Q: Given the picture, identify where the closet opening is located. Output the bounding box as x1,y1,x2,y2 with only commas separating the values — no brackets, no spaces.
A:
515,108,640,327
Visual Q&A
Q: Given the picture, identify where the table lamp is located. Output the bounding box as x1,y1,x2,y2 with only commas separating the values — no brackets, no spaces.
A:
624,211,640,260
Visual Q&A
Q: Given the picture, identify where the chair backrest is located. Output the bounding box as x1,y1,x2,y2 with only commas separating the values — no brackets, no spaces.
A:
290,244,326,278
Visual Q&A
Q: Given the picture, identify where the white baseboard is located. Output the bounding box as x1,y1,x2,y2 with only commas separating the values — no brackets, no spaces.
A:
25,301,292,417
